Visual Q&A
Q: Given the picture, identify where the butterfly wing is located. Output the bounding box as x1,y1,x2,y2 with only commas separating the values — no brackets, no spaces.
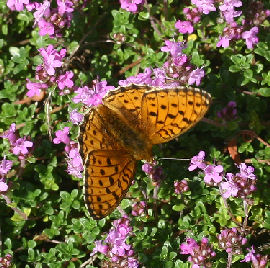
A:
141,86,211,144
103,84,147,128
84,150,136,219
79,107,122,158
79,107,136,219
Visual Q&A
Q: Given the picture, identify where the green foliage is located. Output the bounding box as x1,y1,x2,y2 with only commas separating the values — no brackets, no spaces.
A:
1,0,270,267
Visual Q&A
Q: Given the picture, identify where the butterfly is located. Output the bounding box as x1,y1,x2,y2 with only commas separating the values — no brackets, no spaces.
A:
79,84,211,219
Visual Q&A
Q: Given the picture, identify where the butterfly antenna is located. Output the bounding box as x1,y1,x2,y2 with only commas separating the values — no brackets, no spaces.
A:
159,157,190,161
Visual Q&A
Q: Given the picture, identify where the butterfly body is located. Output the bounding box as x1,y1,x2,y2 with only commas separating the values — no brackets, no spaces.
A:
94,105,153,161
79,84,211,219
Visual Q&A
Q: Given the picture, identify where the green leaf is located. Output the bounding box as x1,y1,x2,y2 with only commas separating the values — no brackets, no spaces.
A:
261,71,270,86
138,11,150,21
161,244,168,259
255,42,270,61
172,204,185,212
258,87,270,97
191,51,204,66
28,240,36,249
2,24,8,35
120,198,131,209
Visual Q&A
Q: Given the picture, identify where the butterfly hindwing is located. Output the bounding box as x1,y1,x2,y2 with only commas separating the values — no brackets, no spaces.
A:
141,86,211,144
84,150,136,219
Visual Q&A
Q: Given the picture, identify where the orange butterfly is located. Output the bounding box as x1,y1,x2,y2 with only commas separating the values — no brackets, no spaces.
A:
79,84,211,219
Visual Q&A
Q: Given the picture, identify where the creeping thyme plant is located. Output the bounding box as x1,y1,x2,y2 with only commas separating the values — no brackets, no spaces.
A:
1,0,270,267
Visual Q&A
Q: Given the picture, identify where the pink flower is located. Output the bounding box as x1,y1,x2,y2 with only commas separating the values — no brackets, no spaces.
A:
66,147,83,178
132,201,146,216
188,68,205,86
174,180,189,194
161,40,186,58
191,0,216,15
242,27,259,49
218,228,247,254
33,1,50,23
180,238,198,254
12,138,33,154
183,7,201,23
91,217,140,267
216,36,231,48
220,164,256,199
204,164,223,185
38,20,54,36
73,80,114,106
1,124,33,159
120,0,145,13
142,161,163,186
69,109,84,125
175,20,194,34
7,0,29,11
1,123,17,145
219,0,242,24
188,151,206,171
57,0,74,15
238,163,256,180
0,180,8,192
57,71,74,94
26,79,48,97
119,68,153,86
217,101,237,121
53,127,70,145
91,240,109,256
39,45,66,76
242,246,268,267
12,137,33,157
0,158,13,177
180,237,216,267
220,173,239,198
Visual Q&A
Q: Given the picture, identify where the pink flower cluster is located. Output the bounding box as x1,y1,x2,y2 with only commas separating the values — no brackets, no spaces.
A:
0,157,13,193
180,237,216,267
53,127,83,178
220,164,257,199
119,0,145,14
7,0,77,38
132,201,146,216
26,44,74,98
69,109,84,125
216,1,270,49
92,216,139,267
120,40,205,88
173,0,269,50
217,23,260,49
191,0,216,15
218,227,247,254
72,79,115,107
142,161,163,186
1,123,33,160
241,246,268,267
0,254,12,268
188,151,257,199
174,179,189,194
0,123,34,193
217,101,237,122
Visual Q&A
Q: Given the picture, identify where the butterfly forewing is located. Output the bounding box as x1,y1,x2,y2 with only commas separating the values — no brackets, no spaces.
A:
79,108,123,159
84,150,136,219
141,86,211,144
103,85,146,128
